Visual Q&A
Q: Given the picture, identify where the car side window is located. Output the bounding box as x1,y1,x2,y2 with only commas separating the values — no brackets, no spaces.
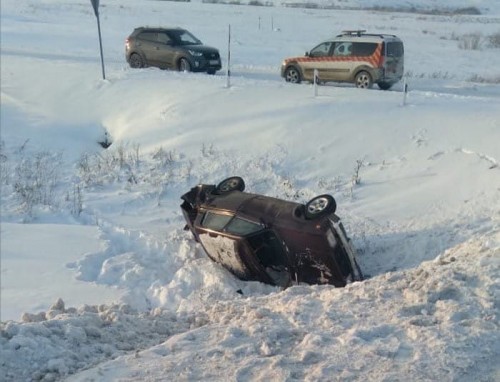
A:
309,42,333,57
202,212,262,236
333,42,352,56
201,212,232,231
225,217,262,235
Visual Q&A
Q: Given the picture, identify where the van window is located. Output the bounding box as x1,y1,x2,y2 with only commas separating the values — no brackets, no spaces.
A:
309,42,333,57
386,41,404,57
351,42,378,56
333,42,352,56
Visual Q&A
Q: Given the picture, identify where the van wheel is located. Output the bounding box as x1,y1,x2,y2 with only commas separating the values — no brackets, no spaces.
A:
305,194,336,219
285,66,302,84
215,176,245,194
378,82,393,90
355,71,373,89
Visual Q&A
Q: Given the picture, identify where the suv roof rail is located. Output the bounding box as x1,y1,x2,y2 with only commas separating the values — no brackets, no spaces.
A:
337,30,400,39
340,29,366,36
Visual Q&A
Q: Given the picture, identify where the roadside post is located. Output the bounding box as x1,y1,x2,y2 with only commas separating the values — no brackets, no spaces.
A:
402,77,409,106
314,69,319,97
226,24,231,88
90,0,106,80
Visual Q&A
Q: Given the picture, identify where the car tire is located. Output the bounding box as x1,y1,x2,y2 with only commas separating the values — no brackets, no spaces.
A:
207,69,216,75
215,176,245,194
129,53,144,68
178,58,191,72
378,81,393,90
305,194,336,219
285,66,302,84
355,71,373,89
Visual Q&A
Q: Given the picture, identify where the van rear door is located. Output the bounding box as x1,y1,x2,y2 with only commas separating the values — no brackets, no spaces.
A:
382,41,404,81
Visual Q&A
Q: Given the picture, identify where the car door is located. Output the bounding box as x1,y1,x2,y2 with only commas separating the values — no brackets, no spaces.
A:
194,211,252,279
134,31,161,66
302,41,334,81
329,41,354,81
152,31,178,70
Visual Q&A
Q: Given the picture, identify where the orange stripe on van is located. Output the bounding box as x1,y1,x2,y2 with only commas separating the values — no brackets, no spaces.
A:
291,44,383,68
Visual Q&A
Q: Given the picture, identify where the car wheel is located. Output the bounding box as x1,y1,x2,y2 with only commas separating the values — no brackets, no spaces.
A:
285,66,302,84
355,71,373,89
178,58,191,72
207,69,216,75
129,53,144,68
215,176,245,193
305,194,336,219
378,81,393,90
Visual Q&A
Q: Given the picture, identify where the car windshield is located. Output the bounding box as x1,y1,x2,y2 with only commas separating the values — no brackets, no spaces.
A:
169,30,202,46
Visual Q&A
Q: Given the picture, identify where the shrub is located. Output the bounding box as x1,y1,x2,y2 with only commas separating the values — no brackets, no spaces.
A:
13,150,62,214
458,32,483,50
488,32,500,48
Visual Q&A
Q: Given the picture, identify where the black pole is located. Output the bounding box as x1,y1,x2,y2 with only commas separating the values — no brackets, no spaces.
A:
96,14,106,80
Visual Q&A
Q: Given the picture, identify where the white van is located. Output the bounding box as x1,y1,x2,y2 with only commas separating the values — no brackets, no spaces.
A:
281,30,404,90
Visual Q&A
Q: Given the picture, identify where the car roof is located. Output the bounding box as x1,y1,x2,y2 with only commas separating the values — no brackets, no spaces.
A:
133,26,185,33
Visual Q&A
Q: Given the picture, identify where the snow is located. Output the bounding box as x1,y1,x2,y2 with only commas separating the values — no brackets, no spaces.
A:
1,0,499,381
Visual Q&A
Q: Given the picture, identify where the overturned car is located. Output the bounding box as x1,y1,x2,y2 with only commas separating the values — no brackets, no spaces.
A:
181,176,363,288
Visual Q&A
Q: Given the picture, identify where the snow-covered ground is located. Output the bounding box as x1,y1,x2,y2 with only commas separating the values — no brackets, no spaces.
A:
1,0,499,381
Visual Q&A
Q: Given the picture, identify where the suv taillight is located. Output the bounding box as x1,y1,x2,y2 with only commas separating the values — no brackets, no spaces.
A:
125,38,130,50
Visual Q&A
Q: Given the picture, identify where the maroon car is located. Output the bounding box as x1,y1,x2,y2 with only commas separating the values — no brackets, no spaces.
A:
181,176,363,288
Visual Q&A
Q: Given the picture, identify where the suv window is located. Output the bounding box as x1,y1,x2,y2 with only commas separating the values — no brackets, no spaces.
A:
157,32,171,44
386,41,404,57
137,31,157,42
351,42,378,56
168,30,201,46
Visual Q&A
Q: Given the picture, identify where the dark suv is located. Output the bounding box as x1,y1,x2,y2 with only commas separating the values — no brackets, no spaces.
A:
181,177,364,288
125,27,222,74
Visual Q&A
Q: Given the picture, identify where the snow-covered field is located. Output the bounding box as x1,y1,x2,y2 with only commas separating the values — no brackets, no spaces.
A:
1,0,499,381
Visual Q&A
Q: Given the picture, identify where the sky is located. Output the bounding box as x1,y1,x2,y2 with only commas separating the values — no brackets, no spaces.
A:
1,0,499,381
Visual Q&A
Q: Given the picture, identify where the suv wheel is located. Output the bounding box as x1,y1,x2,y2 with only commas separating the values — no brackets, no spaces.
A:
355,71,373,89
178,58,191,72
129,53,144,68
305,194,336,219
285,66,302,84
